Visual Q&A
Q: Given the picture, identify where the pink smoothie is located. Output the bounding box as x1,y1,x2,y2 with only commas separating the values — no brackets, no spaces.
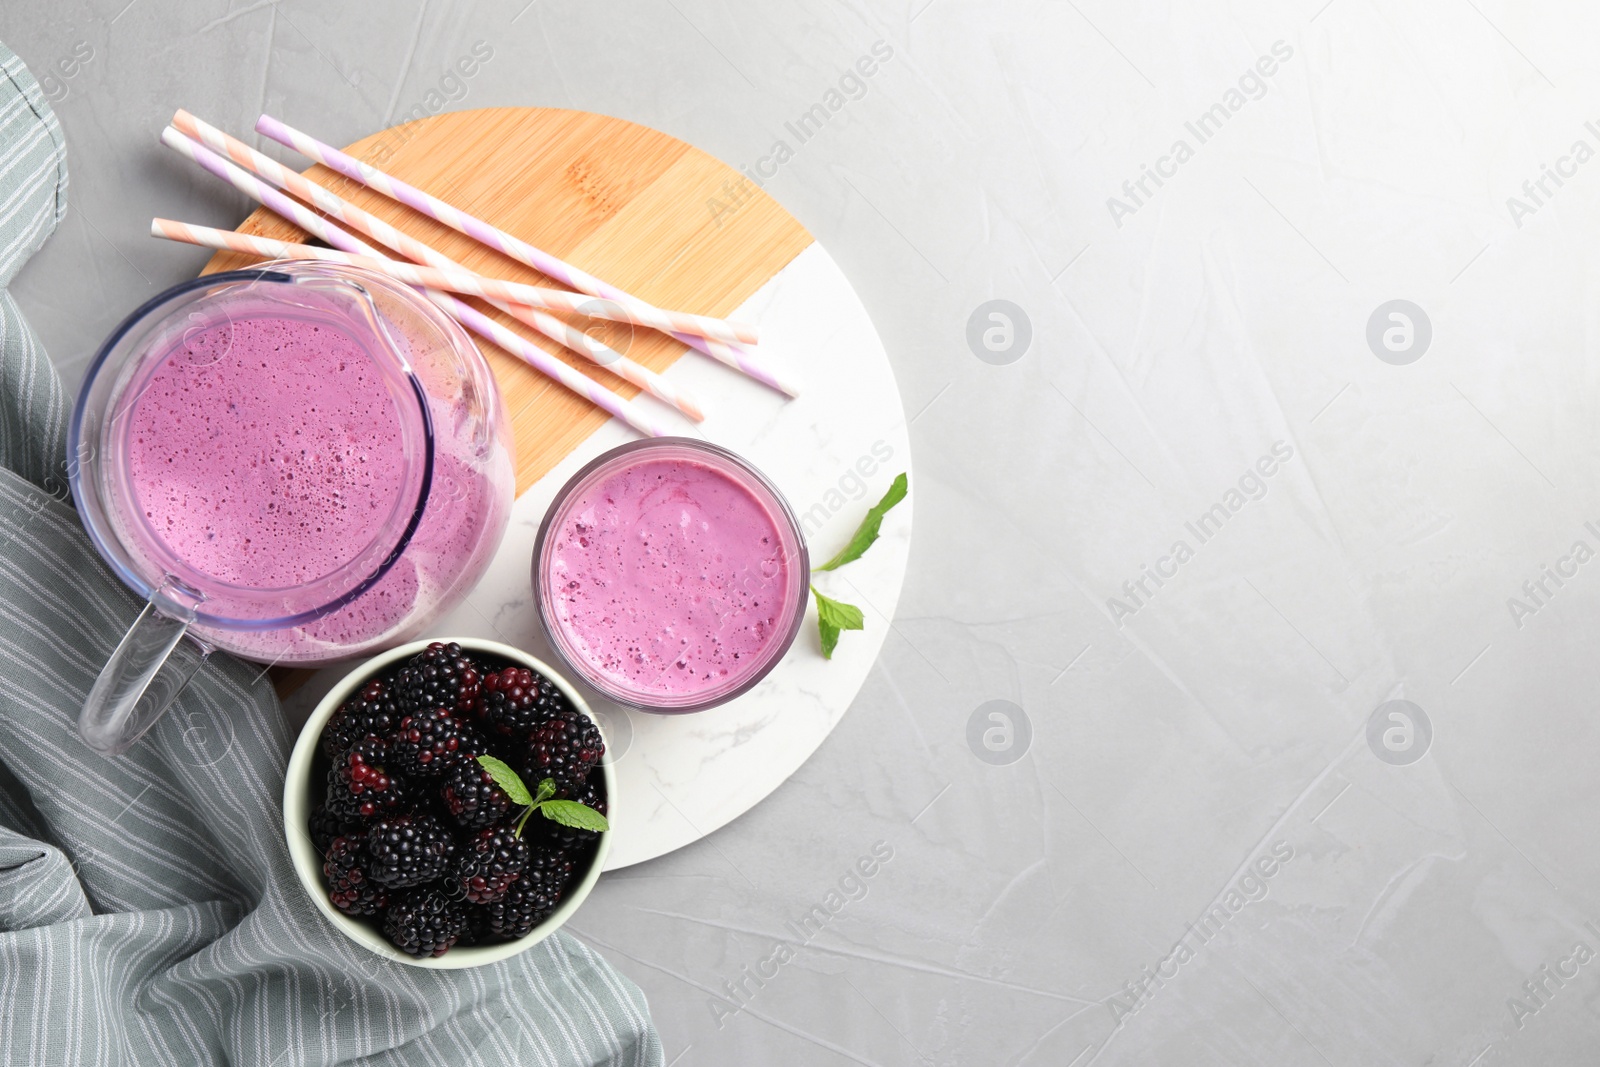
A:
546,457,797,697
123,307,510,663
127,314,409,589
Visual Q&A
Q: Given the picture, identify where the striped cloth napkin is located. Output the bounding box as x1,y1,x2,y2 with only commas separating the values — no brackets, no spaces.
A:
0,40,662,1067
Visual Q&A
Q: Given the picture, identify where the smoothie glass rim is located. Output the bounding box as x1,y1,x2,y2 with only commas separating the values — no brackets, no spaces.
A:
532,437,811,714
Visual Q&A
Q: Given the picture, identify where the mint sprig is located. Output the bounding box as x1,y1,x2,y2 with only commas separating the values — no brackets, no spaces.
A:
808,473,907,659
476,756,610,837
816,473,907,572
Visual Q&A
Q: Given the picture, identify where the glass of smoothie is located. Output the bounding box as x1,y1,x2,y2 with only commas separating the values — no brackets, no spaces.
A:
71,262,514,754
533,439,809,713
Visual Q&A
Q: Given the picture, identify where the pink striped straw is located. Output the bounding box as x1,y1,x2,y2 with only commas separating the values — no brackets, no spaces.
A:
159,213,750,342
170,111,703,424
158,126,669,440
157,220,642,320
256,113,802,398
151,216,713,423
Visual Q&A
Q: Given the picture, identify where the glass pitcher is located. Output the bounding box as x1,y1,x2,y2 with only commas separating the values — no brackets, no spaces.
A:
69,262,514,755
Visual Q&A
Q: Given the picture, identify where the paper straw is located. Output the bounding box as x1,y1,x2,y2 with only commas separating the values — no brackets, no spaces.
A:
150,220,714,423
158,214,747,342
169,111,703,423
256,113,802,397
159,126,669,439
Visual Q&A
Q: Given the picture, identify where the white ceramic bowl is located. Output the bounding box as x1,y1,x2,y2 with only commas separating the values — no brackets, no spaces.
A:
283,638,613,968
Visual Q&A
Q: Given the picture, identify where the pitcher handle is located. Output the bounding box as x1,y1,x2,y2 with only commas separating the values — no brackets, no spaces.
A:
80,596,212,756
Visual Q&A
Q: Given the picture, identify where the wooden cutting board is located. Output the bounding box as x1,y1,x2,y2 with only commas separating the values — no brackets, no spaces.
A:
202,106,813,494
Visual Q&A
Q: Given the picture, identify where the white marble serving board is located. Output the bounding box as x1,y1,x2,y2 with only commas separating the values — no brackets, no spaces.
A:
294,240,912,870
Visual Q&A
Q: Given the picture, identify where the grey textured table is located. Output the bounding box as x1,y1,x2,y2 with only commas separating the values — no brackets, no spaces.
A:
8,2,1600,1064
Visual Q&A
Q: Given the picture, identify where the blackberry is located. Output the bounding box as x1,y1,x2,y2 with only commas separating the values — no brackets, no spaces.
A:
364,813,456,887
535,778,607,851
406,790,459,832
308,804,362,854
523,844,578,895
481,666,563,739
395,641,484,720
388,708,479,778
324,835,389,916
522,708,605,797
454,917,482,948
448,825,530,904
383,887,467,957
438,756,513,830
325,736,408,820
472,852,569,942
321,679,404,760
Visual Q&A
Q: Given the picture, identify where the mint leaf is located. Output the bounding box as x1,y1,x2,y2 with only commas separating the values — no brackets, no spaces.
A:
812,585,864,659
540,799,611,832
535,777,557,804
818,618,842,659
815,473,907,572
477,755,533,807
813,587,864,631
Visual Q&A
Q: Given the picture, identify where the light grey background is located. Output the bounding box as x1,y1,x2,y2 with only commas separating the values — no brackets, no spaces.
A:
7,1,1600,1064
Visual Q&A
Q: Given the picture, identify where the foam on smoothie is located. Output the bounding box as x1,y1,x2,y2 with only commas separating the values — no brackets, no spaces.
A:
106,269,513,666
127,314,408,589
547,457,792,695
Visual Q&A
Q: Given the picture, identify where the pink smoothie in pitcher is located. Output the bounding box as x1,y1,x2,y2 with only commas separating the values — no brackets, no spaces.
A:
123,306,509,662
538,442,810,711
128,316,408,588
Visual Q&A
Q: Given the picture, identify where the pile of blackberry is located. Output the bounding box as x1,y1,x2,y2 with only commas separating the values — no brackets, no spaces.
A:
311,642,607,958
